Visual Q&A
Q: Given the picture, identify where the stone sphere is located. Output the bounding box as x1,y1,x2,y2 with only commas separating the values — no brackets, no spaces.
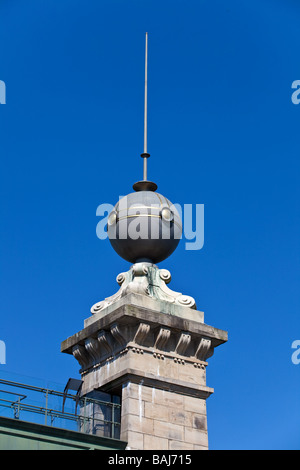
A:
107,190,182,264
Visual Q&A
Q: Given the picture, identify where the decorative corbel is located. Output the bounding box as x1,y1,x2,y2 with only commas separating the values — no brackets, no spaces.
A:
97,330,114,356
195,338,213,361
175,332,192,356
110,322,126,347
72,344,90,369
85,337,102,364
133,322,151,346
154,327,171,351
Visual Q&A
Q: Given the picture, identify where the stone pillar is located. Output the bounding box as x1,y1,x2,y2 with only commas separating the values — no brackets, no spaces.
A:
61,263,227,450
121,382,209,450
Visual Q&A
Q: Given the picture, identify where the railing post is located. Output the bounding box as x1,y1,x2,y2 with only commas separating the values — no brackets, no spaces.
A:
45,389,48,425
14,397,21,419
83,396,87,433
112,403,115,438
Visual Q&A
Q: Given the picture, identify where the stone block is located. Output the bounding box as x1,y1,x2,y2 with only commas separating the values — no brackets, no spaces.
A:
125,431,144,450
168,408,193,427
193,444,209,450
153,389,184,408
143,434,169,450
121,413,153,435
144,402,169,422
122,397,144,418
179,363,206,386
184,427,208,447
192,413,207,431
169,440,193,450
153,420,184,441
183,395,206,414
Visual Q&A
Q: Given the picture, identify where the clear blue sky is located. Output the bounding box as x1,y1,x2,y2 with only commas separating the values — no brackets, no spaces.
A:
0,0,299,450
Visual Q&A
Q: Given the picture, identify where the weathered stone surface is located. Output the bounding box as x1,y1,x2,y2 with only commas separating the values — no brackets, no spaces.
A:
184,395,207,414
169,440,193,450
143,434,169,450
153,420,184,441
121,413,154,435
122,397,144,418
168,408,193,427
144,402,169,422
184,427,208,447
120,382,209,450
122,430,144,450
192,413,207,431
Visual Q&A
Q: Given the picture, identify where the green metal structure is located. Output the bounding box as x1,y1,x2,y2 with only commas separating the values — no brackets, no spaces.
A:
0,376,127,450
0,416,126,450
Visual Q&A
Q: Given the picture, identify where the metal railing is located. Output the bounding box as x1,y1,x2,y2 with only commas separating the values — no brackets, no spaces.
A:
0,378,121,439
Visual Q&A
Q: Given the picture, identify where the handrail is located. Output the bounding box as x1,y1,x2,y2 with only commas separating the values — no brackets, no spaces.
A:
0,377,121,438
0,378,120,408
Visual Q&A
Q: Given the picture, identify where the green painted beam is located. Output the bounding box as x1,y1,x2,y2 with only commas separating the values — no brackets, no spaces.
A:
0,416,127,450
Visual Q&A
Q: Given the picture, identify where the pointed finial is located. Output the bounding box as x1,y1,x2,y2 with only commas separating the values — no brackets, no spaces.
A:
133,32,157,192
142,32,149,180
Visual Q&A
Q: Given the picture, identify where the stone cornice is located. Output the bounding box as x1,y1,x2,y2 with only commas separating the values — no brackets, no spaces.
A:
62,295,227,357
61,298,227,378
96,368,214,400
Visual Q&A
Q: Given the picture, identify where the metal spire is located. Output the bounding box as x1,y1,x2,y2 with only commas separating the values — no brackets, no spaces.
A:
142,32,149,181
133,33,157,192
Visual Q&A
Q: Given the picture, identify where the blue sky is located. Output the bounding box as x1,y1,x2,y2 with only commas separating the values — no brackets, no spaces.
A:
0,0,299,450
